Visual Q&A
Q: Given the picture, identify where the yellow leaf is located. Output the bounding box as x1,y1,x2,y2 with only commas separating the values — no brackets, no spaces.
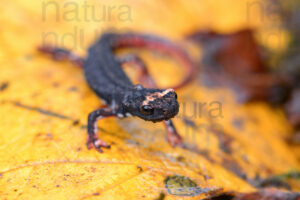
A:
0,0,299,199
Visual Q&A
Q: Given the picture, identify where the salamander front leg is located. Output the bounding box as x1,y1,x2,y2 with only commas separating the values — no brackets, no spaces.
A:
87,108,115,153
164,120,183,147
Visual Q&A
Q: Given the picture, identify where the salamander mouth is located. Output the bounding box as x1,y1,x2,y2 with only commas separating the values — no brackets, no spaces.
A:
143,114,176,123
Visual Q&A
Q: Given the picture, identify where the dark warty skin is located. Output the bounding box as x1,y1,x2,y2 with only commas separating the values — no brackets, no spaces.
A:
39,32,195,153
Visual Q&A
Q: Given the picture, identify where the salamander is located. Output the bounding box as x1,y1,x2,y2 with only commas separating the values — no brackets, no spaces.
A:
38,32,195,153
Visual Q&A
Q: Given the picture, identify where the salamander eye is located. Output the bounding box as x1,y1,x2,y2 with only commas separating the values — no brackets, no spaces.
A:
140,105,154,115
175,93,178,99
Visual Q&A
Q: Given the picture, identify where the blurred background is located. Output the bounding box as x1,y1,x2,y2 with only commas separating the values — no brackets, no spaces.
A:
0,0,299,199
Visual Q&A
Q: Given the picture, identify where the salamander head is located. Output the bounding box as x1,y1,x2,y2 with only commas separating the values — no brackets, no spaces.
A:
122,85,179,122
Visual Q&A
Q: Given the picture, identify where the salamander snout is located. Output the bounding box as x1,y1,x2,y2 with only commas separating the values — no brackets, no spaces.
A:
138,88,179,122
162,102,179,119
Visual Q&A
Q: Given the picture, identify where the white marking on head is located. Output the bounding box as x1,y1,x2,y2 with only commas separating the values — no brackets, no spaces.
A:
142,88,174,106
